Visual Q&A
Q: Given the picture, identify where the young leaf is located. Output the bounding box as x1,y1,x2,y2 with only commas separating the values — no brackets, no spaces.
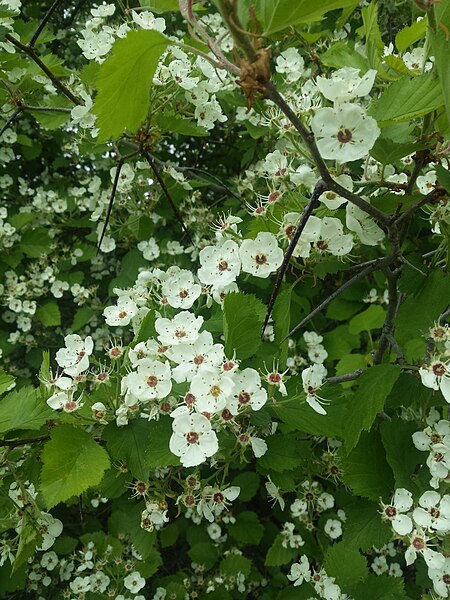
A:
223,293,266,360
94,30,170,141
41,425,110,508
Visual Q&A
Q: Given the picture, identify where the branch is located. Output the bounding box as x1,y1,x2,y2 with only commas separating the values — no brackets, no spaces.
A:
327,369,366,384
372,267,401,365
5,34,81,105
0,107,22,138
282,257,391,341
97,161,124,253
261,180,326,336
25,104,72,113
143,151,195,246
395,187,446,225
29,0,64,47
0,435,49,448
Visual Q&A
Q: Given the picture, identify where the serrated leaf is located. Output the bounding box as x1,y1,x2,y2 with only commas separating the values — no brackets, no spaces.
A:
0,386,53,435
71,306,94,331
154,112,207,136
342,430,394,501
20,228,51,257
395,18,427,52
272,284,291,368
102,419,152,480
0,370,15,396
36,301,61,327
220,554,252,577
146,417,180,467
436,163,450,193
265,534,297,566
41,425,110,508
259,0,356,35
258,434,311,472
229,511,264,545
344,365,401,452
343,500,392,551
348,304,386,335
324,541,368,593
223,293,266,360
231,472,260,501
380,418,423,492
369,74,444,125
430,2,450,126
353,574,407,600
94,30,170,141
188,542,218,569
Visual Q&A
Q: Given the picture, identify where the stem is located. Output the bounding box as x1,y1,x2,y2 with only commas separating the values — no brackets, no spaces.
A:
327,369,366,384
5,34,81,106
0,107,22,138
29,0,64,47
0,435,50,448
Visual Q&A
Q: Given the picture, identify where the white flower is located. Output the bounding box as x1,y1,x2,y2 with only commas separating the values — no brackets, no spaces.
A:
301,364,328,415
311,103,380,163
138,238,160,261
141,501,169,531
346,203,385,246
317,492,334,510
103,297,138,326
155,311,203,346
207,523,222,540
275,47,305,82
55,334,93,376
40,551,58,571
166,331,224,383
318,174,353,209
381,488,413,535
313,217,354,256
161,269,201,310
70,576,91,594
405,529,445,569
290,498,308,518
413,491,450,533
190,367,235,413
197,240,241,287
428,556,450,598
250,436,268,458
121,360,172,402
47,391,83,413
265,476,285,511
416,170,437,195
227,368,267,414
315,67,377,103
169,409,218,467
420,359,450,403
124,571,146,593
287,556,311,586
37,513,63,551
239,232,283,278
132,10,166,32
324,519,342,539
278,213,321,258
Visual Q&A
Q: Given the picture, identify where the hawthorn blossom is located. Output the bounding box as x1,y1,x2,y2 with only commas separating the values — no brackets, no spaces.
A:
412,491,450,533
346,203,385,246
103,297,138,326
313,217,353,256
419,359,450,403
121,360,172,402
311,103,380,163
318,174,353,209
161,269,201,309
169,408,218,467
315,67,377,103
287,556,311,586
405,528,445,569
239,232,283,278
167,331,224,383
55,334,93,376
197,240,241,287
301,363,328,415
381,488,413,535
275,47,305,82
428,557,450,598
155,311,203,346
190,367,234,413
123,571,146,594
227,368,268,414
46,390,84,413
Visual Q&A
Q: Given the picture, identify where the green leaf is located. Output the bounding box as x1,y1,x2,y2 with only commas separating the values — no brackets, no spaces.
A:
145,0,179,11
395,18,427,52
231,472,260,501
380,418,423,492
20,228,51,257
0,387,53,435
348,304,386,335
41,425,110,508
370,138,422,165
272,285,291,368
321,41,369,71
265,534,298,566
71,306,94,331
154,111,207,136
229,511,264,545
259,0,356,35
436,163,450,192
102,419,152,480
258,434,311,472
221,554,252,577
223,293,266,360
344,365,402,452
134,308,157,344
358,3,383,69
146,417,180,468
342,430,394,501
188,542,218,569
430,2,450,126
369,74,444,125
324,541,368,593
94,30,170,141
0,370,15,396
353,574,407,600
343,500,392,551
36,301,61,327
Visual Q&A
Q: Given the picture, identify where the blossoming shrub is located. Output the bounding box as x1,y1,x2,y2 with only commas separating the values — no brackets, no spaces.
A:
1,0,450,598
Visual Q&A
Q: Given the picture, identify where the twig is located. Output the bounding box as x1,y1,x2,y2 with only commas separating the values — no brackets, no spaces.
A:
143,151,194,245
395,187,446,225
0,435,49,448
0,107,22,138
29,0,64,47
5,34,81,105
327,369,366,384
25,105,72,113
282,257,391,341
262,180,326,337
373,267,401,364
439,306,450,323
97,161,124,253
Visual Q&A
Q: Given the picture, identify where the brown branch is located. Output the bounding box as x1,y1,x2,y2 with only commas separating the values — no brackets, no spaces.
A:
395,187,446,225
0,107,22,138
262,180,326,337
327,369,366,384
0,435,49,448
97,160,124,253
29,0,64,47
372,267,401,365
5,34,81,105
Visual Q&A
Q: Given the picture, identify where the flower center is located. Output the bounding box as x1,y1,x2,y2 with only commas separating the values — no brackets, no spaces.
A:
194,355,204,365
146,375,158,388
316,240,328,251
255,254,267,265
337,128,353,143
213,492,224,503
118,311,127,319
223,361,236,371
64,401,78,412
175,329,187,338
218,260,228,272
412,536,425,551
221,408,233,421
179,289,189,299
210,385,221,398
429,507,440,518
268,191,280,202
285,225,296,239
384,506,397,518
186,431,199,444
269,373,281,384
432,362,446,377
238,391,251,404
185,392,196,405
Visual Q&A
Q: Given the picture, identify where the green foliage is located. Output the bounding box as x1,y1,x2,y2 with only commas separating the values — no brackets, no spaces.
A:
343,500,392,551
94,30,170,140
41,425,110,508
223,293,266,359
35,301,61,327
0,387,53,435
324,541,368,593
